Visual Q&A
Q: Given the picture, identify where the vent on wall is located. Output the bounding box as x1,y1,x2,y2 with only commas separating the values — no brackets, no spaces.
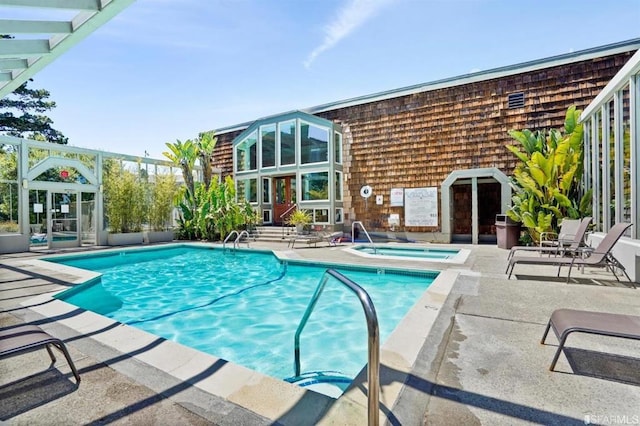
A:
508,92,525,109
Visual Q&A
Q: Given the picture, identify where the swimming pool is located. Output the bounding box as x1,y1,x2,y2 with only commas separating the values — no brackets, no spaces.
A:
345,244,470,263
49,246,436,396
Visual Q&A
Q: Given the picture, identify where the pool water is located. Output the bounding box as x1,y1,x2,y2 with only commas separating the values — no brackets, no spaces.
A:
354,245,459,259
51,246,435,391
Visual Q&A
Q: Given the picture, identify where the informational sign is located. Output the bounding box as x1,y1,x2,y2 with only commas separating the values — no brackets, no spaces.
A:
390,188,404,207
61,204,69,214
33,203,43,213
375,195,383,205
388,214,400,226
360,185,373,198
404,187,438,227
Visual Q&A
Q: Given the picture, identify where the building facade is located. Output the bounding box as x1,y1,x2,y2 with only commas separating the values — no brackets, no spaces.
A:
210,39,640,244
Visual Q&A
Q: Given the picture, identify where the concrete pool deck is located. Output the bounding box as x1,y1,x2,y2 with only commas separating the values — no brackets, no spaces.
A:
1,241,639,425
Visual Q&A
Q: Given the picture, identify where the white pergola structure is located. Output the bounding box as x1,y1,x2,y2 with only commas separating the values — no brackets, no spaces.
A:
0,0,136,98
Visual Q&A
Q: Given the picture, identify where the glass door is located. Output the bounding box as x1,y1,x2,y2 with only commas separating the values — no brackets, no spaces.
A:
273,176,296,225
49,191,79,248
28,189,47,248
80,192,96,245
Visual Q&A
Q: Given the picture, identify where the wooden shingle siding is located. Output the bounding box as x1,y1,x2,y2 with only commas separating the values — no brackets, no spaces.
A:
210,51,635,232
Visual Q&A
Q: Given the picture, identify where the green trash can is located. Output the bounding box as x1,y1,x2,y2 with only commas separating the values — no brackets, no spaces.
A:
495,214,521,249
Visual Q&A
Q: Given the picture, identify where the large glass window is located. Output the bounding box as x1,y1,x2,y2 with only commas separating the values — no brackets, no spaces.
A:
279,120,296,166
237,178,257,203
313,209,329,223
261,124,276,168
0,183,19,233
335,132,342,164
300,122,329,164
335,171,343,201
622,85,631,223
608,100,615,227
0,145,19,233
236,131,257,172
301,172,329,201
262,177,271,204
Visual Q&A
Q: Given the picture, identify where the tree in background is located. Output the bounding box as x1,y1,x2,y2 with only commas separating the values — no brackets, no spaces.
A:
0,80,68,144
506,106,592,243
0,35,67,144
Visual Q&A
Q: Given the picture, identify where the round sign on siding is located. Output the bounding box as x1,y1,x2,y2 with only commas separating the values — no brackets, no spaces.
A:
360,185,373,198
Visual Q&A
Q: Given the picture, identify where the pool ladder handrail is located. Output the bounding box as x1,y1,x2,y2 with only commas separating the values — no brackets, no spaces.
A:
352,221,377,254
294,269,379,426
223,230,251,251
222,230,239,251
234,230,251,249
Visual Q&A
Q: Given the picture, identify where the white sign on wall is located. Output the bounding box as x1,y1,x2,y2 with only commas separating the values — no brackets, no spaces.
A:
390,188,404,207
375,195,383,205
404,187,438,227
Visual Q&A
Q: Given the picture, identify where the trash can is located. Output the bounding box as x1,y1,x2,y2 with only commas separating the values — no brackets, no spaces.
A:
495,214,521,249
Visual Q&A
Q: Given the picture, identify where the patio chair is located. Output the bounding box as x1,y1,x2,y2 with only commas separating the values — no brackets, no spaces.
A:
539,218,582,249
541,308,640,371
0,324,81,384
507,217,592,260
506,222,632,283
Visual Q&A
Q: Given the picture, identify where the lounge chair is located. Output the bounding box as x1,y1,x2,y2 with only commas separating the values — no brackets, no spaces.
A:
541,308,640,370
506,222,632,283
0,324,81,383
507,217,592,260
539,218,582,248
288,231,343,248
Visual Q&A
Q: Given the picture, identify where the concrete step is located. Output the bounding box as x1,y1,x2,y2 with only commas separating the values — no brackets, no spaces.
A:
252,226,297,243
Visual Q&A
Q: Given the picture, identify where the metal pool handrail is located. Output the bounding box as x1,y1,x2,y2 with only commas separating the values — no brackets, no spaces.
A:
294,269,380,426
223,230,238,250
352,221,377,254
234,230,251,249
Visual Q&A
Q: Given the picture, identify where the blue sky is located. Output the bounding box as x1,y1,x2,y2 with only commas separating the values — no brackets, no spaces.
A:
31,0,640,159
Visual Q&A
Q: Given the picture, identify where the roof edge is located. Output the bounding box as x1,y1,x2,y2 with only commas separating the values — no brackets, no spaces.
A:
214,38,640,135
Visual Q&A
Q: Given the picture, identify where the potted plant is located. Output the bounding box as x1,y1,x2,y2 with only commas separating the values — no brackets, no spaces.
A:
103,161,148,245
287,209,312,234
145,173,178,243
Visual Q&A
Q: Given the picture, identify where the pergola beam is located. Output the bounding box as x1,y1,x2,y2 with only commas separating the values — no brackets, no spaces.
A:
0,39,50,58
0,19,73,34
0,0,100,10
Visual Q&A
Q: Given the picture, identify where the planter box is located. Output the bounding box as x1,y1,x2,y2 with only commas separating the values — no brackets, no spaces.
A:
0,234,30,254
144,230,175,244
107,232,144,246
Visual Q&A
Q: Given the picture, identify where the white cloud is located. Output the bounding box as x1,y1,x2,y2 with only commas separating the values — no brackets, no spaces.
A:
304,0,394,69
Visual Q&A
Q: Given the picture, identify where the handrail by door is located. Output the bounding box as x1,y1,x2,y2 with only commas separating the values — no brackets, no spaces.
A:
294,269,379,426
352,221,377,254
280,203,297,239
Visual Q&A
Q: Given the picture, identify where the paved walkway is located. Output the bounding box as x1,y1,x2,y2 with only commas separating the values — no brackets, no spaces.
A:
1,242,639,425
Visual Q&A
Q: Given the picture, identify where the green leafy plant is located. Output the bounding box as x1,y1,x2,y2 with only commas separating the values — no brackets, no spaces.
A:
506,106,592,243
103,160,148,233
287,209,312,226
148,174,178,231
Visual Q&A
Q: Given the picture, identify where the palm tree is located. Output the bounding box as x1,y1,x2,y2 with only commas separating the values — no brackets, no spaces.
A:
163,139,197,197
195,131,217,190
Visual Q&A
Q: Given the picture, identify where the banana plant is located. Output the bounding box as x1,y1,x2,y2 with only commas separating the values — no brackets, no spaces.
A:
506,106,592,242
